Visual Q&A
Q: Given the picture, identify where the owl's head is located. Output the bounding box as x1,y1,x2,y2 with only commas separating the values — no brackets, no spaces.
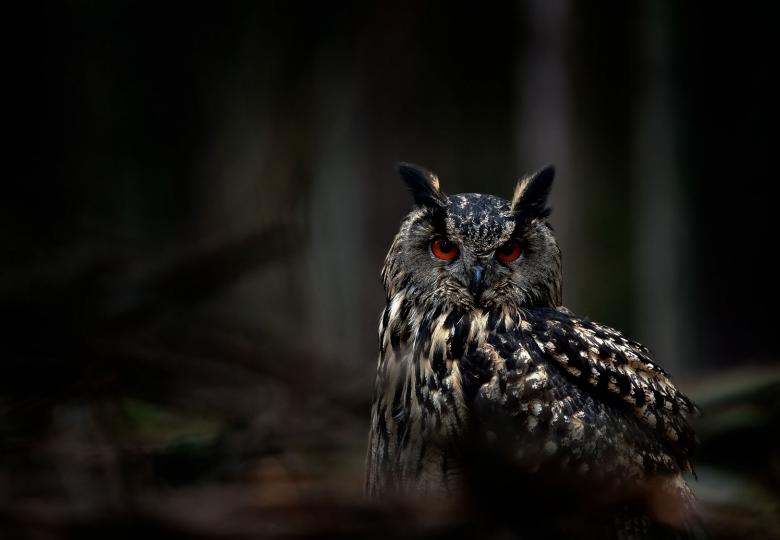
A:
382,163,562,310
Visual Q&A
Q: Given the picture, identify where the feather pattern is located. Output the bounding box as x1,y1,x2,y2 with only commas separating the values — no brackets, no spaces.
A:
367,302,697,493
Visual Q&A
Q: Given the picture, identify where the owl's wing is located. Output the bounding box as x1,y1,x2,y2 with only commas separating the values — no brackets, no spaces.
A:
462,307,700,537
466,306,698,477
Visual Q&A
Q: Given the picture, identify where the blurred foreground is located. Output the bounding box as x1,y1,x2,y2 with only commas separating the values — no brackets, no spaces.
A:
1,250,778,538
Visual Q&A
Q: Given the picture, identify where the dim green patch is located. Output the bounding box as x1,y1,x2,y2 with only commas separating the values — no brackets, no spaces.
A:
118,398,223,449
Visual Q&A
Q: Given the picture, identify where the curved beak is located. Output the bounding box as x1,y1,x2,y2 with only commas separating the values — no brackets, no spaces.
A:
469,264,485,300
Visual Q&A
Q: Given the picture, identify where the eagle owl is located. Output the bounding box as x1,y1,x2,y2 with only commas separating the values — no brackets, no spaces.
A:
366,164,699,539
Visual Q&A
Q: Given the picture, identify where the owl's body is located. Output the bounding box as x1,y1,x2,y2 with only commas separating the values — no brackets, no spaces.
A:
366,164,698,538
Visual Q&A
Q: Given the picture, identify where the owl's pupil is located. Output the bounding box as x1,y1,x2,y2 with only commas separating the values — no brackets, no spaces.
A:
440,241,452,252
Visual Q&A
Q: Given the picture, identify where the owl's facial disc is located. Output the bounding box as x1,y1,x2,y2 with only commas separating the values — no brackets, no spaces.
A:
427,231,522,307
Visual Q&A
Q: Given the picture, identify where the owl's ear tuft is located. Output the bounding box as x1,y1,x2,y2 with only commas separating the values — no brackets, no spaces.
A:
511,165,555,220
397,162,447,209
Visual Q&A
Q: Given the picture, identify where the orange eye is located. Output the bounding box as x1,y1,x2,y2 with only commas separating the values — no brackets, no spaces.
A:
431,237,459,261
496,239,522,263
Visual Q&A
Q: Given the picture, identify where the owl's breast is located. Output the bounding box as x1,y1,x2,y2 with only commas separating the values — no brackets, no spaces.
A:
367,302,497,495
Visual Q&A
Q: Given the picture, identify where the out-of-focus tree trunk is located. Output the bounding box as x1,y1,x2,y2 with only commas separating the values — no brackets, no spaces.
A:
632,3,691,375
515,0,579,307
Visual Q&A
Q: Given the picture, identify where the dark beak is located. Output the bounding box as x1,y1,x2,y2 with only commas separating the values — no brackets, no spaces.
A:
470,264,485,300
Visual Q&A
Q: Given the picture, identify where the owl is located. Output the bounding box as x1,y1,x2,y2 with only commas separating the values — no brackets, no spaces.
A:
366,164,699,539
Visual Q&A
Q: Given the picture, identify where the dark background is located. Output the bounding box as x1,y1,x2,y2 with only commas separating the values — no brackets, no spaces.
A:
3,2,779,538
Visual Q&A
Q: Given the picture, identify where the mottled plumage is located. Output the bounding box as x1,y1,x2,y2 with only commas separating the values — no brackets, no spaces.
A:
366,164,698,539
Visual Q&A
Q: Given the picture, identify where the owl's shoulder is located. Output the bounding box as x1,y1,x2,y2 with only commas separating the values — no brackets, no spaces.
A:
467,305,697,474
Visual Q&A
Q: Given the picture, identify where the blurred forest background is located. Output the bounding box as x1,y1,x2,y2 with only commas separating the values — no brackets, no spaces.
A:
3,2,779,538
